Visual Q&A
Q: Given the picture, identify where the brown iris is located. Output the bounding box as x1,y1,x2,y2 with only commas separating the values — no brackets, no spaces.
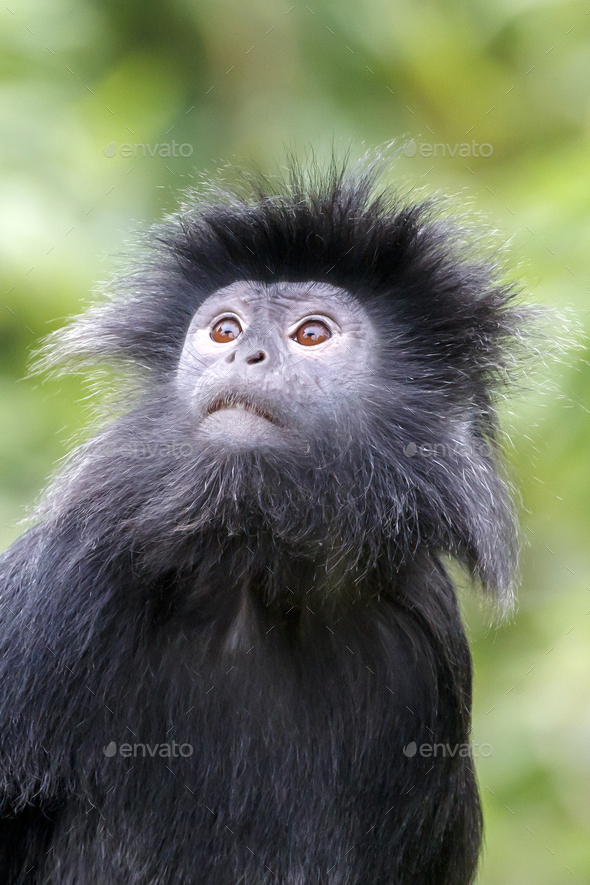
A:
211,317,242,343
293,320,331,346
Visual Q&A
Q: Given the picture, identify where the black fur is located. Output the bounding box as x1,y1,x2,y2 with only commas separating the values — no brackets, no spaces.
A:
0,159,525,884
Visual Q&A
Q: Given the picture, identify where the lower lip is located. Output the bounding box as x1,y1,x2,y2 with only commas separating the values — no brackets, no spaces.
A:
204,407,278,426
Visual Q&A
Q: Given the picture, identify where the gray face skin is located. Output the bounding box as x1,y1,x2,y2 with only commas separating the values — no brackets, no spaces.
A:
176,281,377,448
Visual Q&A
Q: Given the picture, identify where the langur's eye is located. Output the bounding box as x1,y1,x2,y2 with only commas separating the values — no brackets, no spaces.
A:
211,317,242,343
293,320,331,346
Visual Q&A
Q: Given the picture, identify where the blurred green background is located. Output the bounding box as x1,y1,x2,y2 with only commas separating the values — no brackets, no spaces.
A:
1,0,589,881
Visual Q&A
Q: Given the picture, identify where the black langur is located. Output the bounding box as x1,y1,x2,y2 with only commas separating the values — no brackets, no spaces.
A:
0,159,526,885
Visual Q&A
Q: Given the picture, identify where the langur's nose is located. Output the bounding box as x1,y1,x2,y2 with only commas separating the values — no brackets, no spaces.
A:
246,350,266,365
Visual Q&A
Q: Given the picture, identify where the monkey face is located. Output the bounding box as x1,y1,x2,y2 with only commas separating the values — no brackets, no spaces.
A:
176,281,377,450
35,164,522,590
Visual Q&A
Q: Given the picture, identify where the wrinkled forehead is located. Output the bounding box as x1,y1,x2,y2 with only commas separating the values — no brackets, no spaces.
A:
201,280,358,312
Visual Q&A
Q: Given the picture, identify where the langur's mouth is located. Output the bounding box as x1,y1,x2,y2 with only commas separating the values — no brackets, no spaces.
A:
205,394,283,427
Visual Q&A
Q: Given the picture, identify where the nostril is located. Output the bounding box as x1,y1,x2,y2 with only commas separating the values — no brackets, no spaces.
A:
246,350,266,365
